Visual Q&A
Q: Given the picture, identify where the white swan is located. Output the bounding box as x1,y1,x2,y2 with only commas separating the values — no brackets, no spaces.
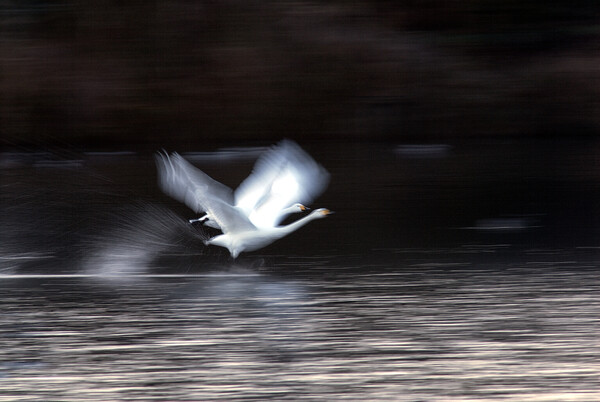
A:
159,140,328,230
155,141,332,257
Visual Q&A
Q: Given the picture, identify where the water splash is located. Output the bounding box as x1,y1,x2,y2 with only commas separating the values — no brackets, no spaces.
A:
82,202,207,276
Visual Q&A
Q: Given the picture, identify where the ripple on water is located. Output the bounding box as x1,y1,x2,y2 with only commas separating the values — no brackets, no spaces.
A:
0,264,598,400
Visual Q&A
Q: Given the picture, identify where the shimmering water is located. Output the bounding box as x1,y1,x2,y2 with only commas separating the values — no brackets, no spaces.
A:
1,261,599,401
1,141,599,400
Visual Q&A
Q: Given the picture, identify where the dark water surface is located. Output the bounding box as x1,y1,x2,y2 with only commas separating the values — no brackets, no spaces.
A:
1,140,599,400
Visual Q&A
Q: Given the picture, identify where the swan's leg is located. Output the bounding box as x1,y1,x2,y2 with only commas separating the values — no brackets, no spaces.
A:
189,214,209,224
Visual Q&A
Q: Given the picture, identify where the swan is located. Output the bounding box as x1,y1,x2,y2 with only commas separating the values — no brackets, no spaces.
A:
158,140,328,230
155,141,332,257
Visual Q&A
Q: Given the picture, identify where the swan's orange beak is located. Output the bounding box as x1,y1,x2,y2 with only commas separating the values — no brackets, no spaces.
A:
321,209,333,215
300,204,308,211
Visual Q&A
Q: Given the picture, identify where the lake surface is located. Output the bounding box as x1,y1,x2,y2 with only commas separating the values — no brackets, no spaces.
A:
1,140,599,400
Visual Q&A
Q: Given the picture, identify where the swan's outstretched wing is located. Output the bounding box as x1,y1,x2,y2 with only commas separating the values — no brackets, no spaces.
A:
155,152,255,234
170,152,234,206
233,141,290,218
236,140,330,228
155,152,198,211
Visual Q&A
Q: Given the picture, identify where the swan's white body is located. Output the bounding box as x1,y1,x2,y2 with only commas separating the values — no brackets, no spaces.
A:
194,203,308,229
205,208,332,258
155,140,331,258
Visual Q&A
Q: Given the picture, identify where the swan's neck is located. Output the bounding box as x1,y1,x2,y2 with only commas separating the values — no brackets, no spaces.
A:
276,212,320,236
278,206,295,217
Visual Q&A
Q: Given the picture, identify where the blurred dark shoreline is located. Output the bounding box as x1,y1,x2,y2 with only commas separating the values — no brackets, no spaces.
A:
2,1,600,149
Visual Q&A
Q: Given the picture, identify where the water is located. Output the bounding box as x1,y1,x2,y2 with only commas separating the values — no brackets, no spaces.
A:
1,140,599,400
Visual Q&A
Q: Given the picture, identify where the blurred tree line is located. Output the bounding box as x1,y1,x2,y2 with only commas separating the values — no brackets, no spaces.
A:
1,0,599,148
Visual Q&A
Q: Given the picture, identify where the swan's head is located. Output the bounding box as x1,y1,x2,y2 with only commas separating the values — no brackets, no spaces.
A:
291,203,309,212
313,208,333,218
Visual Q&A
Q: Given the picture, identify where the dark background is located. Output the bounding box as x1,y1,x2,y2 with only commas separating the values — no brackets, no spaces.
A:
2,1,600,149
